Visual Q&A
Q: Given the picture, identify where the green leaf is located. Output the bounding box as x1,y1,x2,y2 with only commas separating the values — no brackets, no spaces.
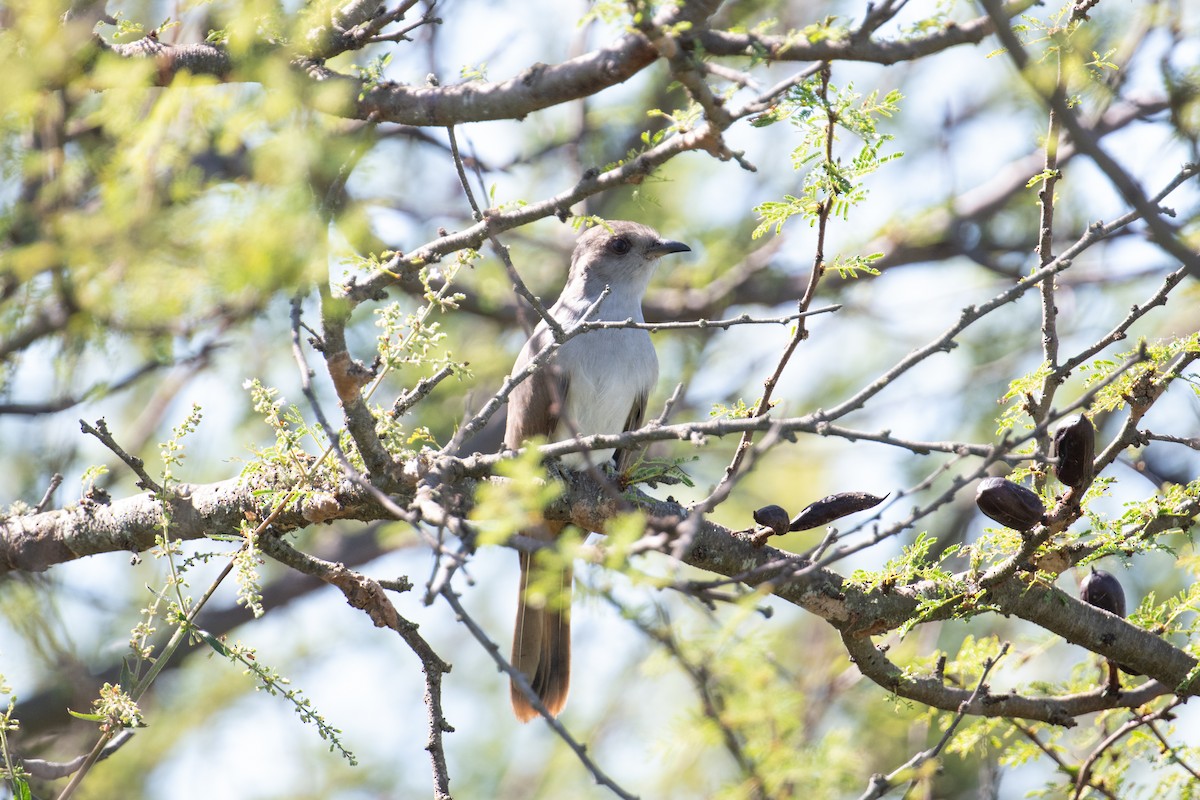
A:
469,440,562,547
1025,168,1061,188
67,709,106,722
194,628,231,657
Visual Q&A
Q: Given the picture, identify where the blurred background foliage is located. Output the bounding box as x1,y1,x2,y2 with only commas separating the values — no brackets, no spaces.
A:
1,0,1199,797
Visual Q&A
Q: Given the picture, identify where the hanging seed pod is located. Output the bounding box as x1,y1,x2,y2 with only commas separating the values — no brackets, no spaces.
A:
788,491,887,532
1053,415,1096,488
974,477,1045,532
1079,567,1126,617
752,504,791,538
1079,566,1141,676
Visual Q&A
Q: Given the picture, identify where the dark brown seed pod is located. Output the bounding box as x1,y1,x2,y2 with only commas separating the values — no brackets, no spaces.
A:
788,491,887,532
1079,567,1141,676
1053,415,1096,488
974,477,1045,532
1079,567,1126,617
752,504,791,538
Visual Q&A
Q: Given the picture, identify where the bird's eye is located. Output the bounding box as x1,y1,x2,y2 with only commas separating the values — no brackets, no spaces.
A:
608,236,632,255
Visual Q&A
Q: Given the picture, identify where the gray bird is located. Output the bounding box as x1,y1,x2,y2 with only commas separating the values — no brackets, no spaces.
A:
504,220,690,721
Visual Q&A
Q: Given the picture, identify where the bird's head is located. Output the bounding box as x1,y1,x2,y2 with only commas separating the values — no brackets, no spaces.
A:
567,220,690,299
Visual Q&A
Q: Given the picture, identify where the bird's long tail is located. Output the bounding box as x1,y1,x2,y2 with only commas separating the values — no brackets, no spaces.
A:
511,523,572,722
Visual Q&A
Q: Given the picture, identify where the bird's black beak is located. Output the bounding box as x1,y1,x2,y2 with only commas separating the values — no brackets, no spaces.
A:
648,239,691,257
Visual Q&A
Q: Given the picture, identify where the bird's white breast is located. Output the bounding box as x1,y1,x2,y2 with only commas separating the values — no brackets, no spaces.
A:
555,327,657,467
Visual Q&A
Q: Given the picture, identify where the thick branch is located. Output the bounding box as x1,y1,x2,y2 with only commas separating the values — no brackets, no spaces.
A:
697,0,1037,65
0,475,394,576
97,0,1036,129
841,633,1166,727
7,452,1198,732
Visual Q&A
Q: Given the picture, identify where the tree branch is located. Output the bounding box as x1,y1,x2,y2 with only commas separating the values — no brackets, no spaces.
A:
0,474,394,576
259,534,454,800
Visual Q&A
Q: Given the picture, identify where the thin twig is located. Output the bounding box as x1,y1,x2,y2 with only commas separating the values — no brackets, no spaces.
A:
392,364,456,417
0,352,197,416
289,296,421,525
1146,714,1200,782
604,594,770,799
261,534,454,800
79,419,164,494
446,124,563,339
20,731,134,781
1010,721,1119,800
440,340,1145,478
670,422,784,563
1055,264,1190,379
650,381,686,426
1030,58,1065,482
363,7,441,44
1142,431,1200,450
1073,706,1173,799
859,642,1010,800
718,63,835,490
34,473,63,513
438,585,639,800
442,285,610,456
979,0,1200,281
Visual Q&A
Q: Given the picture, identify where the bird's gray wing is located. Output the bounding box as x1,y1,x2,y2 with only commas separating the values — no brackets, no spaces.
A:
504,337,569,449
613,389,648,474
